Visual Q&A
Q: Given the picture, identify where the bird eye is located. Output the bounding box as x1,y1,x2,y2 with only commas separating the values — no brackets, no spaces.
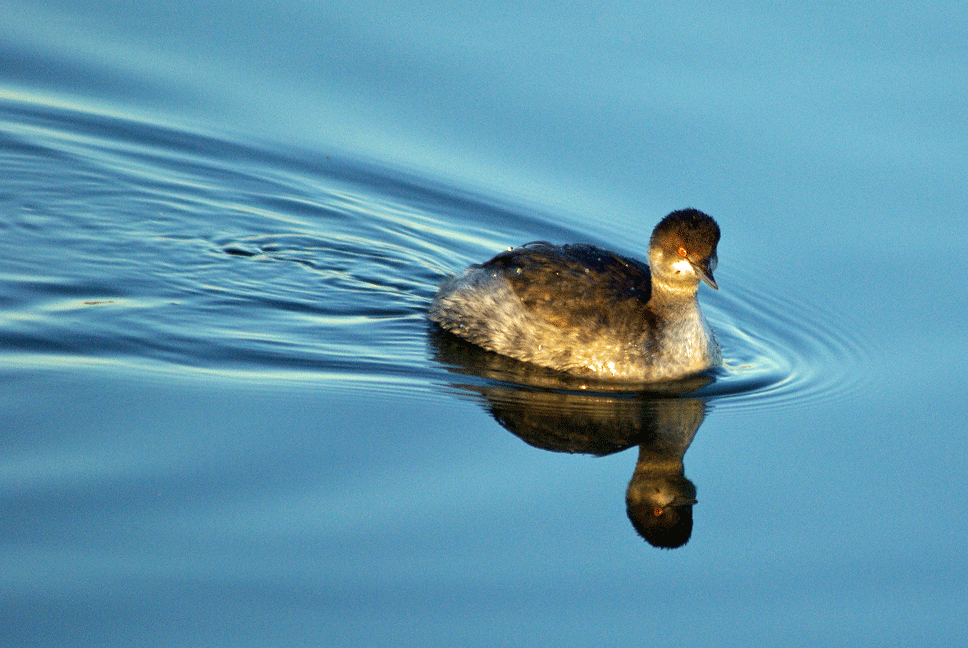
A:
653,507,663,517
677,246,687,257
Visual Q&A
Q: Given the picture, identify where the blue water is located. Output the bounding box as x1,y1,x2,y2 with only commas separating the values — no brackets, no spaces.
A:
3,2,968,646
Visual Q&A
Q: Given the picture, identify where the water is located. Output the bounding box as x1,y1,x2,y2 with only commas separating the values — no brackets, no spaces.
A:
3,2,968,646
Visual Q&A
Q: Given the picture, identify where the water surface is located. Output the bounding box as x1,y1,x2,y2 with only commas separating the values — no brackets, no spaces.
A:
2,2,968,646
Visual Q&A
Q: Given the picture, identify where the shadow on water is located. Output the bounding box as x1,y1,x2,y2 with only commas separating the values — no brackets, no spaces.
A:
429,326,714,550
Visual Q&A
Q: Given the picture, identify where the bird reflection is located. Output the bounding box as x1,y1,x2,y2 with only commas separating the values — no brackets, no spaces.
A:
429,326,712,549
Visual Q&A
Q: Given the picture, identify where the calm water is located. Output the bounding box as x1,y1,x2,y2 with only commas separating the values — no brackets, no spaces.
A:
2,2,968,646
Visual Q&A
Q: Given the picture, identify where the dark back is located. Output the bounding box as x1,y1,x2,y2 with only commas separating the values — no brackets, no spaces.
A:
483,243,655,336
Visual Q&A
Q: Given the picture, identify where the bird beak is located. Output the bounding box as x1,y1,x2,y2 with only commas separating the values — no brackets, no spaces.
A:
691,259,718,290
672,495,699,507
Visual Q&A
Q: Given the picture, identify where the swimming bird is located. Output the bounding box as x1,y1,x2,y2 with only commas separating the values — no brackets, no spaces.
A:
429,208,721,382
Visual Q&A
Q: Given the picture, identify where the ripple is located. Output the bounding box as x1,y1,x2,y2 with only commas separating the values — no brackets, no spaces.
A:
0,94,869,413
696,277,871,412
0,95,521,388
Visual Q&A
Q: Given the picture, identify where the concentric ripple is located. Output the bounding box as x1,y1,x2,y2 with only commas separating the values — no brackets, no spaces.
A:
696,277,871,412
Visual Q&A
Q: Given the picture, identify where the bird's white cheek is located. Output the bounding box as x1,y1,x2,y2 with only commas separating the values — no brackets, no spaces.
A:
671,259,694,276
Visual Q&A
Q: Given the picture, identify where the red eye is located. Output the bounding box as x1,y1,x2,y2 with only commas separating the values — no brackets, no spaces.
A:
677,246,687,257
653,507,663,517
